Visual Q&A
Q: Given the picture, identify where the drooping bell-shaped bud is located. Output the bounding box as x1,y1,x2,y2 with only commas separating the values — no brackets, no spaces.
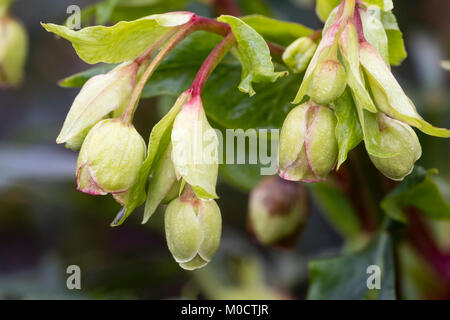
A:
278,101,338,182
57,61,139,150
165,187,222,270
248,176,309,247
171,96,219,200
282,37,317,74
76,119,146,203
308,58,347,105
369,114,422,181
0,14,28,87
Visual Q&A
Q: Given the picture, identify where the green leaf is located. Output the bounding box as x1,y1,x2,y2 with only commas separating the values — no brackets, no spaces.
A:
241,15,313,47
218,15,287,97
58,64,116,87
333,89,363,169
307,232,396,300
381,167,450,223
111,92,189,226
309,182,362,238
42,12,194,64
315,0,341,22
379,10,407,66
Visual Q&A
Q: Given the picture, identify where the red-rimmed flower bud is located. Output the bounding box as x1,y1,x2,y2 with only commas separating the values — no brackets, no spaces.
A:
278,101,338,182
76,119,146,204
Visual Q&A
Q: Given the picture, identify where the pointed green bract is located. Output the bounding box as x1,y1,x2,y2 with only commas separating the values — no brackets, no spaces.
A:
42,12,194,64
57,61,138,150
143,144,178,223
360,7,389,65
360,41,450,138
171,97,219,199
365,7,407,66
218,15,286,97
339,21,377,113
333,89,363,169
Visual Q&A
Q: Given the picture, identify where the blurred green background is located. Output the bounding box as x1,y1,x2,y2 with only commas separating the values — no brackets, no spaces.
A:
0,0,449,299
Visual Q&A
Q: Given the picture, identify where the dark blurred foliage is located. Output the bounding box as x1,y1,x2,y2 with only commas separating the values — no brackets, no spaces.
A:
0,0,448,299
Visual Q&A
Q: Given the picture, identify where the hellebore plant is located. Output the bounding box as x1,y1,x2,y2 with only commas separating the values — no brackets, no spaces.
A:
41,0,450,275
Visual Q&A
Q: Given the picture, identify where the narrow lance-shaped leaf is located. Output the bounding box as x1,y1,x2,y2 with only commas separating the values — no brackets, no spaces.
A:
359,7,389,65
333,89,363,169
381,167,450,223
143,143,179,223
111,91,190,226
379,10,407,66
339,20,377,113
42,12,194,64
218,15,286,97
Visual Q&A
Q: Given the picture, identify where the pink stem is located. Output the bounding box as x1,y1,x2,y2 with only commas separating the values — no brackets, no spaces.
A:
190,32,236,97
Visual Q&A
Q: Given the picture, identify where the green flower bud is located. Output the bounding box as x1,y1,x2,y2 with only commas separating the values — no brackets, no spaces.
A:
308,59,347,105
282,37,317,74
248,176,309,247
57,61,138,150
76,119,146,202
171,96,219,200
369,114,422,181
0,14,28,87
278,101,338,182
165,188,222,270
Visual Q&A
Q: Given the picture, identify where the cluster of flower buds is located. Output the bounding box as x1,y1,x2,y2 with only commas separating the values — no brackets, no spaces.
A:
57,54,221,270
0,2,28,87
144,93,222,270
278,0,449,183
248,176,309,247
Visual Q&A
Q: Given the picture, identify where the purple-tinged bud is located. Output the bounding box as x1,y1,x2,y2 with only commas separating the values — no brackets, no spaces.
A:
278,101,338,182
248,176,309,247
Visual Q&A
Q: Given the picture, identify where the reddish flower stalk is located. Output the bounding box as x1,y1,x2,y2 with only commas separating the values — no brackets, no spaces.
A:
190,32,236,97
